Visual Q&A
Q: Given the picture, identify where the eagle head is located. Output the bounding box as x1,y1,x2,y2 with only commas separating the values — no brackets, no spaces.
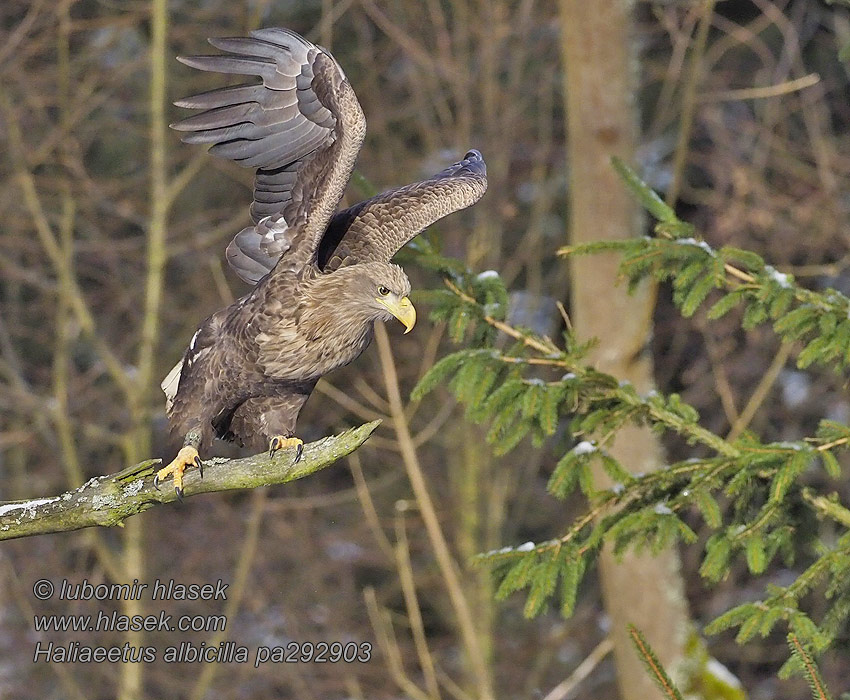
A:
355,261,416,333
303,261,416,337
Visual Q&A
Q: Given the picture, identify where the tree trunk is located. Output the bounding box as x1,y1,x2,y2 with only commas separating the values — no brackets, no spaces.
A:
558,1,693,697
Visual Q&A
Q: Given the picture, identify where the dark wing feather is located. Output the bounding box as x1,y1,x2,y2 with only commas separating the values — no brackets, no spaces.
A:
171,27,366,283
228,149,488,278
319,150,487,270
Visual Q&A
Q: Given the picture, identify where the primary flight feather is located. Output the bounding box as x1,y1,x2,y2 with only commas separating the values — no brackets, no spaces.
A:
157,27,487,496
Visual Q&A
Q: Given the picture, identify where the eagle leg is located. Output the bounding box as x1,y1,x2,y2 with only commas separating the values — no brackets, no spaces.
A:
154,445,203,500
268,435,304,464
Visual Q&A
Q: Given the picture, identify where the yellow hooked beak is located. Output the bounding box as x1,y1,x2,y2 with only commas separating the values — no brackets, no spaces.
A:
378,295,417,334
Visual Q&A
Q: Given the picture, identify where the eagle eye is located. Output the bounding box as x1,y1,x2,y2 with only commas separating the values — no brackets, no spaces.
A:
378,285,390,296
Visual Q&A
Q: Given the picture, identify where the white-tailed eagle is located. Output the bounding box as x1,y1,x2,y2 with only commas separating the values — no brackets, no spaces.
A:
157,27,487,496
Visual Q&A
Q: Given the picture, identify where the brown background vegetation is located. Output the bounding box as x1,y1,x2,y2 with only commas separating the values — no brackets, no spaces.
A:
1,0,849,698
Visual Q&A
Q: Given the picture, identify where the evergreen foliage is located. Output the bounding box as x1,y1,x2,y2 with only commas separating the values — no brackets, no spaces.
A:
628,625,687,700
410,161,850,686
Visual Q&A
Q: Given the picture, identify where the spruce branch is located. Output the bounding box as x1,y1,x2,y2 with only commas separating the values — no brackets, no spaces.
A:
627,625,686,700
563,160,850,373
786,634,834,700
409,192,850,666
0,421,380,541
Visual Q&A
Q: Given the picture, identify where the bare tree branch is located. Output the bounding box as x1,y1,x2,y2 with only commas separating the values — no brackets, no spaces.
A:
0,421,380,541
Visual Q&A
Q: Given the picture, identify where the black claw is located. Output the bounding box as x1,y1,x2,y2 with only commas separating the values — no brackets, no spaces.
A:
153,474,161,491
175,486,184,502
293,442,304,465
269,437,282,459
195,456,203,478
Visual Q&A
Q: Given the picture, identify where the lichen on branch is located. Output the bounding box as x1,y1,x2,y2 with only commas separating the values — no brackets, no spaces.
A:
0,421,381,541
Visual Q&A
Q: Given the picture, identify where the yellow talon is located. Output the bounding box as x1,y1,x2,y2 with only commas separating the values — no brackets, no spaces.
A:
269,436,303,463
154,446,202,499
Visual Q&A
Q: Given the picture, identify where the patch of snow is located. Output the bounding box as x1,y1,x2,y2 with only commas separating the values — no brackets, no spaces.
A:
675,237,714,255
773,441,802,450
765,265,791,289
0,497,59,518
706,658,742,688
477,270,500,280
326,540,364,563
780,370,810,408
517,541,536,552
653,503,673,515
561,373,576,381
572,441,596,456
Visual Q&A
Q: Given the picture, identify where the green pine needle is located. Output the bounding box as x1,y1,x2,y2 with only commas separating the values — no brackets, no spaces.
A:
627,625,686,700
785,634,834,700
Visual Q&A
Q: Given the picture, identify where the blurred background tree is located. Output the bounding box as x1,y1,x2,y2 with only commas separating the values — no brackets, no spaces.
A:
560,3,694,700
1,1,849,698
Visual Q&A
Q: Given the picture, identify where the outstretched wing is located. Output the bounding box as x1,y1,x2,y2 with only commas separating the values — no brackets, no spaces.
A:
221,150,488,279
318,149,487,270
171,27,366,283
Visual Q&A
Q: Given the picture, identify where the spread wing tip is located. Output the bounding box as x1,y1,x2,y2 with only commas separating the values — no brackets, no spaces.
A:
433,149,487,182
460,149,487,177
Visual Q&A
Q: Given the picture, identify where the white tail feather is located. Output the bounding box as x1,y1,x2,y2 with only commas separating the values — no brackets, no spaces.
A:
161,359,184,412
